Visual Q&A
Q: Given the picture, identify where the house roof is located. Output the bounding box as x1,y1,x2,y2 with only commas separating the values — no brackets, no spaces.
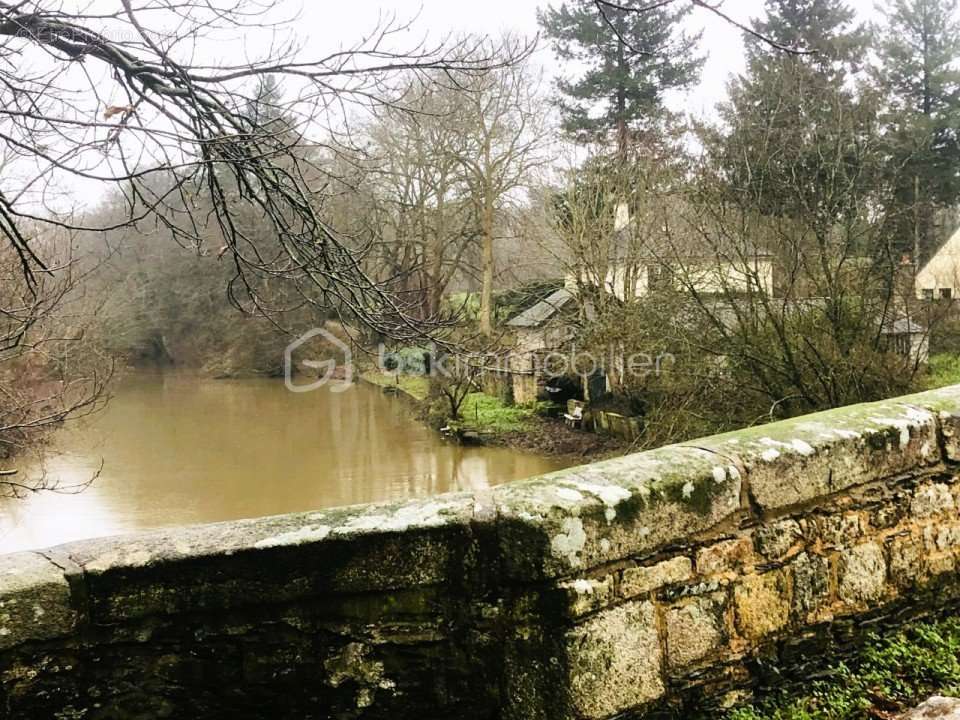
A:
919,223,960,275
506,287,577,328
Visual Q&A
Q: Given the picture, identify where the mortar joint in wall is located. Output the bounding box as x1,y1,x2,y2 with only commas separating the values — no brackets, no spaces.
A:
652,592,670,695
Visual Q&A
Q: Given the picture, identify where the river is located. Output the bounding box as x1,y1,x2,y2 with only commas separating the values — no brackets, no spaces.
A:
0,372,568,553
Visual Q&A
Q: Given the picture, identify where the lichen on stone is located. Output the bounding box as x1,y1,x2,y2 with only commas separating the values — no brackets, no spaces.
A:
550,517,587,568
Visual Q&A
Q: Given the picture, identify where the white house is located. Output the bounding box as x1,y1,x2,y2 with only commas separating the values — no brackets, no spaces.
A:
563,202,776,300
563,245,775,301
916,224,960,300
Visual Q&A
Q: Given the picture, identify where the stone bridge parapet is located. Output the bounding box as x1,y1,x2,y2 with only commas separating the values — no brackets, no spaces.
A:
5,386,960,718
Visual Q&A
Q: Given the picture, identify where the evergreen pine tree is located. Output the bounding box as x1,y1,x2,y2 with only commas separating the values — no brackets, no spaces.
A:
874,0,960,260
710,0,873,223
245,75,299,147
538,0,702,152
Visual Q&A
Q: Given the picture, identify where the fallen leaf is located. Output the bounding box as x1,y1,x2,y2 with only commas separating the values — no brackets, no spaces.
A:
103,105,135,120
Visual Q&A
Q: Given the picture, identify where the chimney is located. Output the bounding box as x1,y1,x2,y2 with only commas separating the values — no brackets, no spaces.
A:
614,201,629,232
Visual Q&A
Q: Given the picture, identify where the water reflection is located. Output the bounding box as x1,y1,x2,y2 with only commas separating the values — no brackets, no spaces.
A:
0,372,566,552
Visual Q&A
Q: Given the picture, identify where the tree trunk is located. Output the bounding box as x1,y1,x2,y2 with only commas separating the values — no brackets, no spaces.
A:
615,33,628,160
914,174,921,276
479,188,495,336
429,186,446,318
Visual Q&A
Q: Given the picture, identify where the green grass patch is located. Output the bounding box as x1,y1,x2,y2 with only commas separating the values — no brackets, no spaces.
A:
446,292,480,320
923,353,960,390
458,392,547,434
725,615,960,720
364,371,550,434
361,371,430,401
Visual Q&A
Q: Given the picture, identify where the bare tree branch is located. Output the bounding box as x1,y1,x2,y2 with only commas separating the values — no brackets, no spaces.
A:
593,0,817,56
0,1,535,342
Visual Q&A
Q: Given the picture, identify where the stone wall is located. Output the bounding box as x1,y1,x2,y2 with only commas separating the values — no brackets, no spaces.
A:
6,386,960,719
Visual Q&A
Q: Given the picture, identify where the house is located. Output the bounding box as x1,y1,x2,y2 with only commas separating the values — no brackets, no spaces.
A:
916,223,960,300
564,203,776,300
507,287,579,356
565,251,776,300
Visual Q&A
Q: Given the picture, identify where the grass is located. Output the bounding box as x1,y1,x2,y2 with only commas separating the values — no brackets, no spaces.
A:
363,370,549,434
363,366,557,436
924,353,960,390
725,615,960,720
457,392,546,434
360,371,430,401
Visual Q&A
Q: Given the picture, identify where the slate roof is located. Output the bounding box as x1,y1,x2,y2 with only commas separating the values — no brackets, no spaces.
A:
506,288,577,328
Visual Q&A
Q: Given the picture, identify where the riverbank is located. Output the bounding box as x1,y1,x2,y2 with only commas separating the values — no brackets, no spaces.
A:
360,371,630,461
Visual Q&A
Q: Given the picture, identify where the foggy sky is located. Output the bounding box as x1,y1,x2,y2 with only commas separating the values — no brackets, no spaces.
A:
13,0,887,213
296,0,884,118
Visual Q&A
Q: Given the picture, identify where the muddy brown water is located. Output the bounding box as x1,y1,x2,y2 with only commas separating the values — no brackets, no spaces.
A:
0,372,569,553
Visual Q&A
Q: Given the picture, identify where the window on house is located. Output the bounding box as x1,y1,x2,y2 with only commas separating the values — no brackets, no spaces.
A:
941,288,953,300
922,289,934,300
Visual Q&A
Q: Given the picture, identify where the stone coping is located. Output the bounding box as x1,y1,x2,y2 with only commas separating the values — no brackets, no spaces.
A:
4,384,960,645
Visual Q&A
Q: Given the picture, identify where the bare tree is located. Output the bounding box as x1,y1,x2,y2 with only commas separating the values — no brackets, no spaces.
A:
433,356,481,425
452,53,550,336
652,81,934,418
542,141,678,314
0,221,110,488
348,79,479,321
0,1,532,343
